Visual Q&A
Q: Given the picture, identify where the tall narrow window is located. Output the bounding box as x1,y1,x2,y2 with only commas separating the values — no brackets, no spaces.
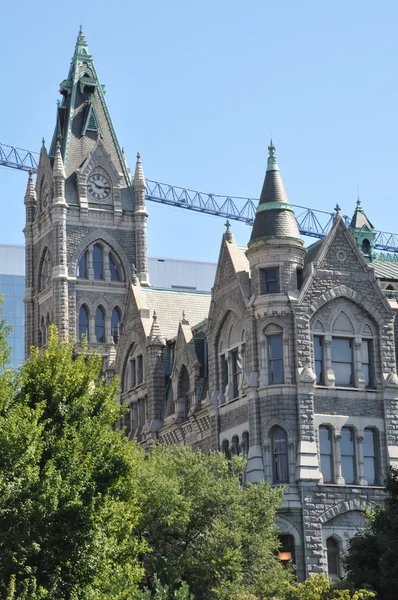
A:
272,427,289,483
221,355,228,397
319,426,333,483
129,359,136,389
95,306,105,343
267,333,284,384
222,439,230,460
109,254,121,281
241,431,250,458
78,305,89,340
341,427,356,484
278,534,296,564
332,339,353,386
314,336,324,384
231,435,240,456
231,349,239,398
361,340,372,388
77,251,88,279
364,428,377,485
260,268,279,294
326,537,340,578
111,307,121,343
137,355,143,385
93,244,104,280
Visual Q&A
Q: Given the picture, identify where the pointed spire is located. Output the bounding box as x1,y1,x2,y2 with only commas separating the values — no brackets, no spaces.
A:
349,198,374,230
74,25,89,57
133,152,146,189
24,170,36,205
149,311,164,344
249,141,301,244
53,141,65,178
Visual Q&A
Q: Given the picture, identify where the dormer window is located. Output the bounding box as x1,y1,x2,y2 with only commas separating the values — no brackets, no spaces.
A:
260,268,279,294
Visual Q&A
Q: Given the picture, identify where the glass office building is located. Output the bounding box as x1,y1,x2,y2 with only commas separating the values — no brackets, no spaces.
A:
0,244,25,368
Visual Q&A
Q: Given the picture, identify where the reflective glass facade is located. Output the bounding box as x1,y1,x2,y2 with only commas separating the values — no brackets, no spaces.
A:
0,245,25,368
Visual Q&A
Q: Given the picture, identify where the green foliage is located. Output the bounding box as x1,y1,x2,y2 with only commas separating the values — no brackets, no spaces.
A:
135,443,293,600
344,466,398,600
0,326,145,599
283,574,375,600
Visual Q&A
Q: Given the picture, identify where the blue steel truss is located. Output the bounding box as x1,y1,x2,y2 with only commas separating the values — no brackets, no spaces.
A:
2,141,398,252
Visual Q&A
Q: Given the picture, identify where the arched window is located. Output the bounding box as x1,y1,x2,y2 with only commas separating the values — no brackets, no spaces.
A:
178,365,190,420
272,427,289,483
111,307,121,343
95,306,105,343
40,315,46,346
222,439,230,460
319,426,333,483
231,435,240,456
79,305,89,340
364,428,378,485
341,427,356,484
331,312,354,387
326,537,340,578
93,244,104,280
40,249,53,291
241,431,250,459
77,251,88,278
265,324,284,384
361,239,370,255
109,253,121,281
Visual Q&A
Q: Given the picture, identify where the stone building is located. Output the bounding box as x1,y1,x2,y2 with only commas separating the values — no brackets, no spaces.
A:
25,29,398,581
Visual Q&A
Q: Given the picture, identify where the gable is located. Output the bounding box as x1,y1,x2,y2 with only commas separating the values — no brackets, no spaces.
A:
214,242,237,291
319,226,368,274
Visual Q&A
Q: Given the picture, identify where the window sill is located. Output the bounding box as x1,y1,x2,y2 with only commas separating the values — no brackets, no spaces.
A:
318,483,385,489
315,385,377,392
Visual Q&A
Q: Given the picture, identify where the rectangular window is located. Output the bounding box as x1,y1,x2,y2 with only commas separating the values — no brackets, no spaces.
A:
341,427,356,484
260,268,280,294
364,429,377,485
77,252,88,278
332,338,353,386
314,336,324,384
137,355,143,385
129,359,136,389
319,426,333,483
362,340,372,388
267,335,284,384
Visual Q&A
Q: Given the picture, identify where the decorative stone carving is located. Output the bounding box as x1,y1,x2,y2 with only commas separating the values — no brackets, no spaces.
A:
298,365,316,384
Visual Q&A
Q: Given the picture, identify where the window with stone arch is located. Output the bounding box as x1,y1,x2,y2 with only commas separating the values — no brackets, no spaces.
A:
271,426,289,484
326,536,341,579
76,242,125,282
39,248,53,292
111,307,122,343
218,319,245,403
178,365,191,420
95,305,106,343
312,309,376,389
78,304,89,341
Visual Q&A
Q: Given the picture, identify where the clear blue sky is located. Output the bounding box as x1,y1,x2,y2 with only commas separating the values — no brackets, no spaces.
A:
1,0,398,261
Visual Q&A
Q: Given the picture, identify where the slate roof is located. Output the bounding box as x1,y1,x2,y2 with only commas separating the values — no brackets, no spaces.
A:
141,287,211,340
349,201,374,230
304,239,325,268
372,261,398,280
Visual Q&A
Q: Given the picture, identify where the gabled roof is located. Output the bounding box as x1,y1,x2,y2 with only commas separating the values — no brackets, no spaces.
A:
140,287,211,341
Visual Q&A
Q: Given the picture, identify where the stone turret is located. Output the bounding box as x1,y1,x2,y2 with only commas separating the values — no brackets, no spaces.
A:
246,141,305,297
23,170,37,354
146,312,165,435
349,198,375,262
51,141,69,339
133,152,150,286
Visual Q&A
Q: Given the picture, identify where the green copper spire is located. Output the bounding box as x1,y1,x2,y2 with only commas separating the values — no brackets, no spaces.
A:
74,25,90,58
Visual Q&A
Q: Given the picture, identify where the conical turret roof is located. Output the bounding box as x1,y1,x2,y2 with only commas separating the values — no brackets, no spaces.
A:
249,142,301,244
349,199,374,230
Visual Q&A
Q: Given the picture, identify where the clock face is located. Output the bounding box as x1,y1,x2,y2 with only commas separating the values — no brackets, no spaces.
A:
88,173,111,200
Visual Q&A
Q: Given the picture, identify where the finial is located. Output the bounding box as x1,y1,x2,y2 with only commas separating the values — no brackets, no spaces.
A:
29,169,33,177
356,197,361,207
224,219,233,242
133,151,146,189
334,203,341,215
42,137,45,146
137,152,141,160
181,310,189,325
268,139,276,157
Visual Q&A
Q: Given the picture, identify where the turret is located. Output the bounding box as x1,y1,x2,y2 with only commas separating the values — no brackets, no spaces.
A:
349,198,375,262
146,311,165,435
51,141,69,339
133,152,150,286
246,141,305,297
23,170,37,354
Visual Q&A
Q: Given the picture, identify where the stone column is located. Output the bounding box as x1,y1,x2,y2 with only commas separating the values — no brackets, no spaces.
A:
89,313,96,344
357,434,367,485
87,246,94,280
334,432,345,485
354,339,365,388
324,338,335,386
104,247,111,282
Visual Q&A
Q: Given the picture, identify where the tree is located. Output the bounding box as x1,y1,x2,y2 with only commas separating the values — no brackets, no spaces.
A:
134,443,293,600
0,326,145,599
344,466,398,600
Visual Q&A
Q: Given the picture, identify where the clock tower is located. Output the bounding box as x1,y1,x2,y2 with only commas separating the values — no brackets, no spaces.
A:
24,28,149,356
